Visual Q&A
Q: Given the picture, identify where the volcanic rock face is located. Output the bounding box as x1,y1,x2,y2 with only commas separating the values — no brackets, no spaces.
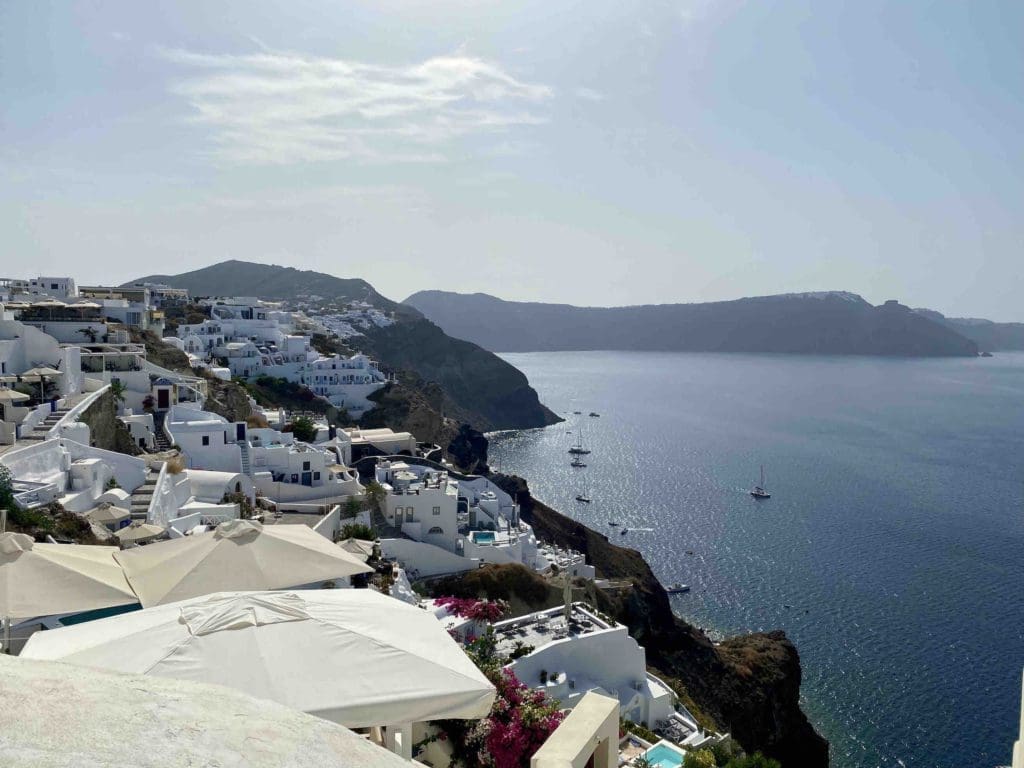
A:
489,473,829,768
406,289,979,358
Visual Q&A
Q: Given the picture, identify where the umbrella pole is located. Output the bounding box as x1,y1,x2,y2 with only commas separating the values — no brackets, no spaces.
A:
1,616,10,655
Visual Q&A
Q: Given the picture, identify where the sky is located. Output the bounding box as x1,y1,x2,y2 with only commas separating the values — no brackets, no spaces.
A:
2,1,1022,320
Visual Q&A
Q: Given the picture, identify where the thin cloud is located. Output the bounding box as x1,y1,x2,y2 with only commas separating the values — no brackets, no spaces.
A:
159,47,554,165
575,87,606,102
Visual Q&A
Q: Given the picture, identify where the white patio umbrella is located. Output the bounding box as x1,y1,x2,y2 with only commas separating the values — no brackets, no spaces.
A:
113,519,373,607
1,532,139,652
0,655,411,768
22,589,497,727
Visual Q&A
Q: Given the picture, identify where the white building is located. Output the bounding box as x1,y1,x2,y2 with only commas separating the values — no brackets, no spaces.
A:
0,276,78,301
0,434,146,514
493,604,687,735
175,298,386,414
297,353,387,414
165,405,363,511
376,461,461,552
373,460,580,581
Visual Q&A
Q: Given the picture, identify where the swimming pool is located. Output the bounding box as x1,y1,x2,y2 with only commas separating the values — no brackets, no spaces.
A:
644,742,686,768
472,531,495,544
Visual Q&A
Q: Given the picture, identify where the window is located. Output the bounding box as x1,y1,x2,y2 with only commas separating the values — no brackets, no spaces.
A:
428,527,444,535
313,471,320,481
202,435,210,446
302,461,310,471
432,506,441,516
51,283,58,290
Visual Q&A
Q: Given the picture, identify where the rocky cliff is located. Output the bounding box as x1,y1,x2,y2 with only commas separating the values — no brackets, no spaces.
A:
489,473,829,767
357,319,561,431
914,308,1024,351
406,290,980,358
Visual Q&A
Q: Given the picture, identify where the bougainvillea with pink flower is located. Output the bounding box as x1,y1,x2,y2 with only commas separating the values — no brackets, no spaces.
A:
435,596,509,623
483,668,565,768
430,631,565,768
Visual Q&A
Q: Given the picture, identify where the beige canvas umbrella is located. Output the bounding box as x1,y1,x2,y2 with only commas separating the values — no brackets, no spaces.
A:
338,537,375,562
113,519,374,607
22,366,62,401
22,590,497,728
114,522,166,545
86,503,131,529
0,532,139,651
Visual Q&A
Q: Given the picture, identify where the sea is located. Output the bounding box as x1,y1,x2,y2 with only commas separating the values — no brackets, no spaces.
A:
487,351,1024,768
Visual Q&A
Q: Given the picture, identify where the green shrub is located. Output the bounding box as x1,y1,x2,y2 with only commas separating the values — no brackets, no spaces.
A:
724,754,781,768
341,522,375,541
684,749,716,768
290,415,317,442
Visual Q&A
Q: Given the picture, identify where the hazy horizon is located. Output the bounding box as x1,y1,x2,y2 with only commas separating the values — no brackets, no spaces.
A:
3,1,1023,321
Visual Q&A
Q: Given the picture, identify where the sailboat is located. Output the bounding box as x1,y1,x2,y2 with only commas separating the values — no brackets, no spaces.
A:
568,431,591,455
575,479,591,503
750,465,771,499
570,456,587,468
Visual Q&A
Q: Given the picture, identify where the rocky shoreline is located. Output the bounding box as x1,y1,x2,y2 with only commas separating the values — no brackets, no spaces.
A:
489,473,829,768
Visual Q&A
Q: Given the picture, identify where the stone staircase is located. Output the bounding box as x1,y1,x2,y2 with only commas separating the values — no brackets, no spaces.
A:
238,440,252,476
129,468,160,521
369,506,403,539
19,405,74,441
152,411,171,452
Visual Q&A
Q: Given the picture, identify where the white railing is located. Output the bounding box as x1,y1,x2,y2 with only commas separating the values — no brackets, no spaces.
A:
45,384,110,438
146,460,173,527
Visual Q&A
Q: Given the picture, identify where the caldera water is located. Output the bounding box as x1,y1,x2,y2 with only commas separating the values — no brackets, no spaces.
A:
488,351,1024,768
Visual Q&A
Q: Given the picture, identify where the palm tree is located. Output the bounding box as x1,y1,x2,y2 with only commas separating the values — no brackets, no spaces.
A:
363,480,386,514
108,380,127,412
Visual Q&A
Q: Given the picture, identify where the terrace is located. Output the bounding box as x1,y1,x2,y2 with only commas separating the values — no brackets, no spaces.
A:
492,603,616,659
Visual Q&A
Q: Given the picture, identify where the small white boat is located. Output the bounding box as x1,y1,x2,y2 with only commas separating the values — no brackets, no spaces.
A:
620,527,629,535
571,457,587,468
608,521,619,526
666,583,691,594
575,494,591,503
750,465,771,499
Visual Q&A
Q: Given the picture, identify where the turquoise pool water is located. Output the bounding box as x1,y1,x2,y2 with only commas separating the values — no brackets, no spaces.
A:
472,531,495,544
645,743,685,768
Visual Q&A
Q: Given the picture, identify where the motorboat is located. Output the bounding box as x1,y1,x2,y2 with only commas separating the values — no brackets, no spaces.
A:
620,528,629,535
575,494,591,503
570,457,587,468
608,521,619,526
589,412,600,417
666,583,691,594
